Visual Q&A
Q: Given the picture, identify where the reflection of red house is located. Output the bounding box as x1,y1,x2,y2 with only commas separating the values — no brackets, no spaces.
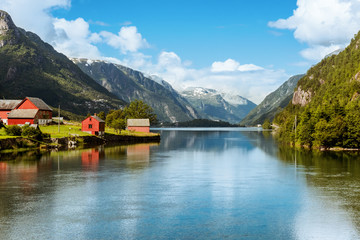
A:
127,144,150,162
127,119,150,133
7,97,53,125
81,149,105,171
0,100,22,125
82,149,100,165
81,115,105,136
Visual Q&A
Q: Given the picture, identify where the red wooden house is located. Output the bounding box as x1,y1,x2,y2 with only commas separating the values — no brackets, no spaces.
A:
0,100,22,125
81,115,105,136
7,97,53,125
127,119,150,133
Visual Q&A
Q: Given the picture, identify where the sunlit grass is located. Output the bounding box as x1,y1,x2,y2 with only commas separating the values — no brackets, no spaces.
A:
0,122,159,139
39,124,91,138
106,127,160,137
0,128,18,139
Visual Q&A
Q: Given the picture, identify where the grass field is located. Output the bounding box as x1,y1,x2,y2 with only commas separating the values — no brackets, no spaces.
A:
0,121,159,139
0,128,18,139
40,123,91,138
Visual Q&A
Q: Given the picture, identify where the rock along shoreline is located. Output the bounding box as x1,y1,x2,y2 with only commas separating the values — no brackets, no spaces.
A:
0,134,161,152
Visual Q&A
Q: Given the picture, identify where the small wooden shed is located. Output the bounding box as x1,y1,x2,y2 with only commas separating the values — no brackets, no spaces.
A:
127,119,150,133
82,115,105,136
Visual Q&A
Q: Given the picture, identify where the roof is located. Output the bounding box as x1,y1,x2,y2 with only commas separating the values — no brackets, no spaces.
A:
0,100,22,110
82,115,105,123
127,119,150,127
21,97,53,111
91,115,105,122
7,109,38,118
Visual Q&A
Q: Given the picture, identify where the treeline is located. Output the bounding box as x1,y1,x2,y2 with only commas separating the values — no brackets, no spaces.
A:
274,32,360,149
96,99,157,133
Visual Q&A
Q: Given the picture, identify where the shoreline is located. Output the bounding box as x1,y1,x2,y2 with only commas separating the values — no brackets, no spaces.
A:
0,134,161,153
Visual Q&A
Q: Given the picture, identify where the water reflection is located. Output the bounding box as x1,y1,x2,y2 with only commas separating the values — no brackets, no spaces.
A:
245,132,360,238
1,129,360,239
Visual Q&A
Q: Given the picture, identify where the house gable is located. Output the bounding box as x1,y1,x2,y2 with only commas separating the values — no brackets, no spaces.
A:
15,98,38,110
81,115,105,136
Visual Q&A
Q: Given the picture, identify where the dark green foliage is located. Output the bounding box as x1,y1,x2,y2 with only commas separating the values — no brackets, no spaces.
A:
106,109,126,133
97,111,106,120
274,32,360,149
21,125,43,141
262,119,272,130
0,120,5,129
123,99,157,124
106,100,156,133
5,125,22,136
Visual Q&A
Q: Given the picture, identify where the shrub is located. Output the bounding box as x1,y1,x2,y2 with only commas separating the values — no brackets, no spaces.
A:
5,125,22,136
21,125,43,141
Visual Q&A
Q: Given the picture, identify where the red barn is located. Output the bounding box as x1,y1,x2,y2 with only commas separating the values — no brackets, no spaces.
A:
127,119,150,133
7,97,53,125
0,100,22,125
82,115,105,136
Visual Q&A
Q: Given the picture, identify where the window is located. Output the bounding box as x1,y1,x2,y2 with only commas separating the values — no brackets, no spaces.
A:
89,124,93,129
89,117,92,121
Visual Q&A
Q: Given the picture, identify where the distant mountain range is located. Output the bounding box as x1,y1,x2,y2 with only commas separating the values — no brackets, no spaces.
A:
72,58,200,123
181,87,256,124
0,10,125,119
240,74,304,126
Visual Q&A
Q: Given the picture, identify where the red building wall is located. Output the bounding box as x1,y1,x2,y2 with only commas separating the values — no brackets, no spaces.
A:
81,117,105,135
17,99,38,110
7,118,35,125
128,126,150,133
0,110,10,120
16,100,52,120
38,110,52,119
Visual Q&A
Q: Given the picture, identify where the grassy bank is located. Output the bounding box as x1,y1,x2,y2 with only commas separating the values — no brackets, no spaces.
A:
0,122,159,147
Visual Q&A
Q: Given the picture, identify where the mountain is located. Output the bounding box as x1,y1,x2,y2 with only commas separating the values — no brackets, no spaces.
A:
72,58,199,123
181,87,256,123
240,74,304,126
0,11,125,118
274,32,360,148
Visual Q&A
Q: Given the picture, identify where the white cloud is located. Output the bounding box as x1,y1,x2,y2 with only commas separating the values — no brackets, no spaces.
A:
0,0,70,42
53,18,101,58
100,26,149,54
269,0,360,61
238,64,264,72
211,59,264,72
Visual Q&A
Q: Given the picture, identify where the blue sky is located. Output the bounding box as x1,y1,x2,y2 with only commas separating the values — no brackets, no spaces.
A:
1,0,360,103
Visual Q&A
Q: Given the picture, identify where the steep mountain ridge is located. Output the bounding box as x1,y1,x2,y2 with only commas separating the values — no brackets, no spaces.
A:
181,87,256,123
73,58,200,122
240,74,304,126
0,10,125,117
275,32,360,148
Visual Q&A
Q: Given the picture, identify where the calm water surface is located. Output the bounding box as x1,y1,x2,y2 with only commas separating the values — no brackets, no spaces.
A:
1,128,360,239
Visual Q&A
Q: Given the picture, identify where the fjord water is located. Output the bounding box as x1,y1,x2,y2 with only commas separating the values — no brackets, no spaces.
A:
1,129,360,239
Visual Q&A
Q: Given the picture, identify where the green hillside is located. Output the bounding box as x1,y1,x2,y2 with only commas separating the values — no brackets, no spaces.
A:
274,32,360,149
0,10,125,118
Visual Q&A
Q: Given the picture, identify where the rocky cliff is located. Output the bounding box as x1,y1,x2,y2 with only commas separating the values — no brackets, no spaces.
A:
73,58,200,122
240,74,304,126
